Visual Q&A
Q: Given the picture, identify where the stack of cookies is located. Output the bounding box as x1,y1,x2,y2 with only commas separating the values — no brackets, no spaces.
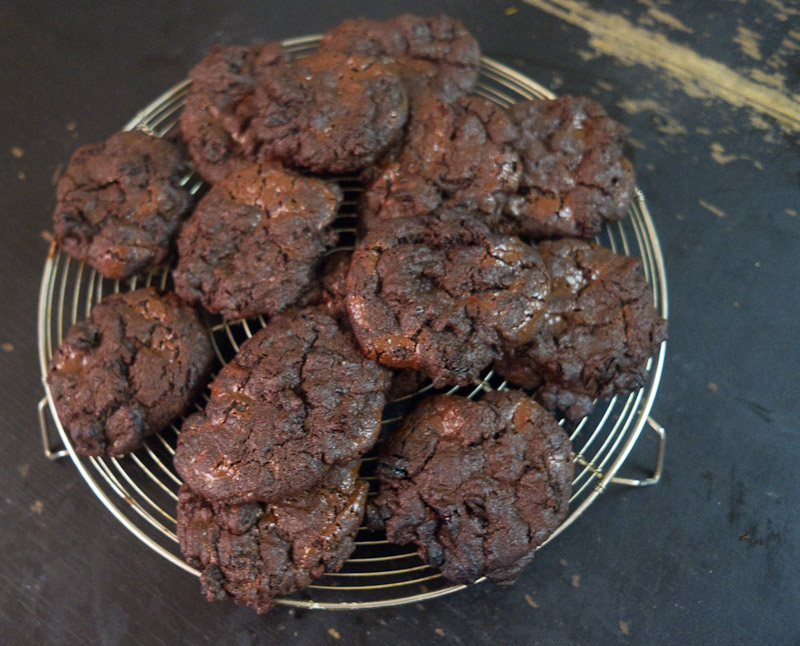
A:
46,14,666,614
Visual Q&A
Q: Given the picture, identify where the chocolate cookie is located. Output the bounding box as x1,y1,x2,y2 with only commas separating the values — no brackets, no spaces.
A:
53,130,193,280
179,42,289,184
300,249,353,320
318,14,480,102
360,95,520,228
249,50,408,174
302,250,429,401
369,391,573,585
172,163,341,320
178,463,367,614
174,308,391,504
346,216,549,387
46,287,213,457
495,239,667,421
505,96,636,239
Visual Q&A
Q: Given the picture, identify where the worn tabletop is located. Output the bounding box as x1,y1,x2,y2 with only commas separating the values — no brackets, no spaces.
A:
1,1,798,644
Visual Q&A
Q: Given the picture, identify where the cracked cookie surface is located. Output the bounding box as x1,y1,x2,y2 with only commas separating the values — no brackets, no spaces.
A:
173,163,341,320
495,239,667,421
53,130,193,280
369,390,573,585
47,287,213,457
302,250,430,401
318,13,480,103
174,308,391,504
346,216,549,387
249,50,409,174
360,95,521,229
177,463,367,614
179,42,290,184
505,95,635,239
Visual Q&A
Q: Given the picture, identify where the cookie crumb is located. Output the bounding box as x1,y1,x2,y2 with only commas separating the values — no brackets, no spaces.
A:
524,593,538,608
505,6,518,15
435,628,445,636
17,171,25,180
66,121,76,131
708,382,718,392
571,574,581,588
30,500,44,514
787,209,797,217
41,230,54,243
18,464,29,477
619,620,630,635
1,342,14,352
328,628,340,639
11,146,24,158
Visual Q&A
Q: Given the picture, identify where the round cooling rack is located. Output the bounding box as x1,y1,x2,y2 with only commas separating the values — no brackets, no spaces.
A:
37,35,668,611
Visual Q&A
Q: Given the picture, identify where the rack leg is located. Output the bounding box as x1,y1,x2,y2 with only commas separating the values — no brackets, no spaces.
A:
38,396,69,461
610,416,665,487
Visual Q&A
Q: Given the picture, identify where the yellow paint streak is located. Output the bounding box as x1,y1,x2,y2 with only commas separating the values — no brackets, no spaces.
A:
617,98,688,135
521,0,800,131
764,0,799,21
749,68,790,92
699,200,726,218
734,26,763,61
647,7,693,34
710,142,739,164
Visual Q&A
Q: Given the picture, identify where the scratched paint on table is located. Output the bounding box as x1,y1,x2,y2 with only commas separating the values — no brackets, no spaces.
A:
521,0,800,131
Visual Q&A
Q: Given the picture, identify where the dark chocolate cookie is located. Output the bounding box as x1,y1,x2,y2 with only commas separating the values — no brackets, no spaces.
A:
249,50,408,174
174,308,391,504
53,130,193,280
172,163,341,320
369,391,573,585
46,287,213,457
495,239,667,421
346,216,549,387
301,250,430,401
179,42,290,184
360,95,520,228
178,463,367,614
505,96,636,239
299,249,353,320
318,14,480,102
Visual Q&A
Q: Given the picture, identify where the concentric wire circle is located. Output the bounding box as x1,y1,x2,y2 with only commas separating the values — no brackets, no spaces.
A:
37,36,668,610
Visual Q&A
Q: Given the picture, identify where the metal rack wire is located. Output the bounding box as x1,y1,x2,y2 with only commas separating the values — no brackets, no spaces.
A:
37,36,668,610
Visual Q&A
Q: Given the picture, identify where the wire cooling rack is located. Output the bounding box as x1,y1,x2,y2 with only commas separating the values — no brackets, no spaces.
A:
37,36,668,610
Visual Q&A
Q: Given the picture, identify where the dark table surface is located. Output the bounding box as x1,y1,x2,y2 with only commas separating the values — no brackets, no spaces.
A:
2,1,798,644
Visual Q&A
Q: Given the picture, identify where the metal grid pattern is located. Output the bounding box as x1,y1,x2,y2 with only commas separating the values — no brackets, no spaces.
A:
37,36,668,610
